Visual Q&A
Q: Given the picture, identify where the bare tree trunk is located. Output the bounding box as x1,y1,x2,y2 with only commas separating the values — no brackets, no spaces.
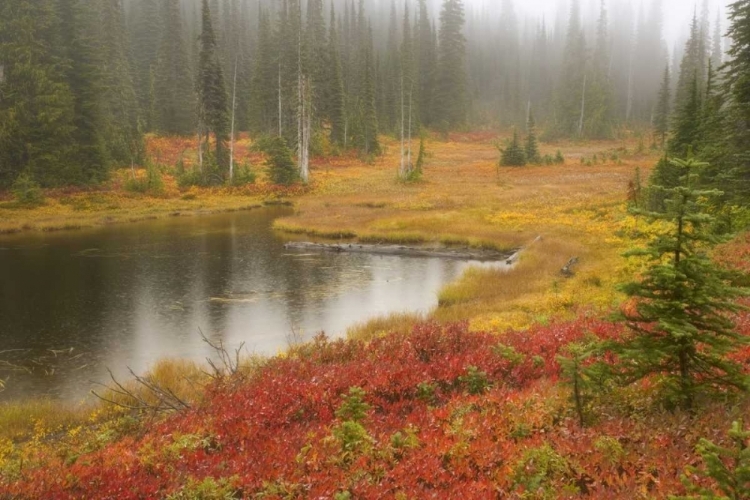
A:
400,75,405,177
407,86,413,172
578,73,587,137
526,100,531,130
197,121,204,173
278,63,282,137
229,57,238,183
626,53,634,122
299,77,311,183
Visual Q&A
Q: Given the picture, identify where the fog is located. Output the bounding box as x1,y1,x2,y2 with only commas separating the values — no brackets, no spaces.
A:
464,0,733,55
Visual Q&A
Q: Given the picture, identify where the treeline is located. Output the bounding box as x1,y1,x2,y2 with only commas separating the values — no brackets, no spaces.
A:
1,0,748,195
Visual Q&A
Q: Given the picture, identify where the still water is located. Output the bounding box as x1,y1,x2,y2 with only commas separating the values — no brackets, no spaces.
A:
0,207,505,402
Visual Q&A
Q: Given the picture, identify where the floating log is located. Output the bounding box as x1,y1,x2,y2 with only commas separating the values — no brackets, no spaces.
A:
283,241,515,262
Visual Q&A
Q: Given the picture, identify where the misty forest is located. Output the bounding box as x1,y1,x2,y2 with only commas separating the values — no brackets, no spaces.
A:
2,0,750,498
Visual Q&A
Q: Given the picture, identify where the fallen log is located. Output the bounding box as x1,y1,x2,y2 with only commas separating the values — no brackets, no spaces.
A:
561,257,579,277
283,241,516,262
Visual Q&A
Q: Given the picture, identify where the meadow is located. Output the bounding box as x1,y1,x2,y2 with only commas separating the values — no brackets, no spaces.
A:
2,132,749,498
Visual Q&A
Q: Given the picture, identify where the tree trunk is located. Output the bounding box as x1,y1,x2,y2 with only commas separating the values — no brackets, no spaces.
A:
578,73,587,137
407,86,413,172
400,75,405,177
229,56,238,182
278,63,282,137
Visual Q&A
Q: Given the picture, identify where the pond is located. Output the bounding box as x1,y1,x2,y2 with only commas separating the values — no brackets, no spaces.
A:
0,207,508,402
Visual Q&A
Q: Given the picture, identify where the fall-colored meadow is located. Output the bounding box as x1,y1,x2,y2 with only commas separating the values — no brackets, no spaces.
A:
2,132,750,499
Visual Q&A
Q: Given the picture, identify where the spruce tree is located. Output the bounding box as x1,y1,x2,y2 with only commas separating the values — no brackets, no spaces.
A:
610,158,749,410
721,0,750,202
500,129,526,167
0,0,75,187
96,0,142,165
197,0,230,172
328,6,347,147
654,66,671,148
129,0,161,131
436,0,467,129
249,7,277,135
669,73,702,158
525,112,540,163
153,0,194,136
56,0,109,184
361,26,381,156
416,0,437,127
264,136,298,186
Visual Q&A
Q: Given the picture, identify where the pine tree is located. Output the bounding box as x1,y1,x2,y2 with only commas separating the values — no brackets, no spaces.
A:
305,0,327,124
583,0,614,139
436,0,467,129
153,0,194,136
500,129,526,167
264,136,298,185
197,0,230,172
361,26,380,156
525,112,540,163
610,158,749,410
0,0,75,187
654,66,671,148
415,0,436,127
675,14,708,112
554,0,588,137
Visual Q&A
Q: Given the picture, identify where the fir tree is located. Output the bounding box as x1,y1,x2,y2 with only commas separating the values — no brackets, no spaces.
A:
721,0,750,202
500,128,526,167
610,158,749,410
361,26,380,156
153,0,194,136
264,136,298,186
56,0,109,184
416,0,437,127
96,0,142,165
525,112,540,163
197,0,230,172
554,0,588,137
436,0,467,128
328,6,347,147
129,0,161,131
669,73,702,158
249,7,277,135
654,66,671,148
0,0,75,187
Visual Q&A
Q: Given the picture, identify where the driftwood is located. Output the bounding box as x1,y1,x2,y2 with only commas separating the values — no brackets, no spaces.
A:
561,257,580,277
283,241,515,262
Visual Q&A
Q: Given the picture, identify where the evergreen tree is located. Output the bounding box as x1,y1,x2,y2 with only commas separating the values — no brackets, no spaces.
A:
436,0,467,129
360,26,380,156
305,0,327,125
153,0,194,136
415,0,436,127
197,0,230,171
721,0,750,202
675,14,708,112
328,6,347,147
525,112,540,163
249,7,277,135
654,66,671,148
500,128,526,167
610,158,749,410
264,136,298,185
96,0,142,165
0,0,75,187
129,0,161,131
56,0,109,184
583,0,614,139
554,0,588,137
669,73,702,158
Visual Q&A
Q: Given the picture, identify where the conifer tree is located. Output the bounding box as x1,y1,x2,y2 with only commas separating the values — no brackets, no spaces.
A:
96,0,142,165
500,128,526,167
305,0,327,124
610,158,749,410
328,6,347,147
721,0,750,201
583,0,614,139
669,73,702,158
0,0,75,187
154,0,194,136
554,0,588,137
56,0,109,184
675,14,708,111
129,0,161,131
197,0,230,172
249,7,277,135
436,0,467,129
525,112,540,163
654,66,671,148
361,26,381,156
416,0,437,127
264,136,298,186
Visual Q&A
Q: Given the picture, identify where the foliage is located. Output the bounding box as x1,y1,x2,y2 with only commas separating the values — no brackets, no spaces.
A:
262,137,299,186
557,336,608,426
126,160,164,195
500,129,527,167
12,172,45,207
674,421,750,500
610,158,750,409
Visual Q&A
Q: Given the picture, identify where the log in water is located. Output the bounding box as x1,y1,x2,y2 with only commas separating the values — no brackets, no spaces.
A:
283,241,517,262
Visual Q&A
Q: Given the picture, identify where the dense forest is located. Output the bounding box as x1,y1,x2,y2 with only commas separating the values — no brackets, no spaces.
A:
0,0,748,204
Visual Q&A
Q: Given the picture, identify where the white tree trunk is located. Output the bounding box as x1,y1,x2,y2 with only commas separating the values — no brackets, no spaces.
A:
278,63,283,137
407,86,413,172
229,57,238,183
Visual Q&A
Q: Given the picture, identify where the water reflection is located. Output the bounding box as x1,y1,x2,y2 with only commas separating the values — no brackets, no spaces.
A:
0,208,507,402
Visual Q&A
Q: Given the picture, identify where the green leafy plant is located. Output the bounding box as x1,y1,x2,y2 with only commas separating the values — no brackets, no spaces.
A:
11,172,44,206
